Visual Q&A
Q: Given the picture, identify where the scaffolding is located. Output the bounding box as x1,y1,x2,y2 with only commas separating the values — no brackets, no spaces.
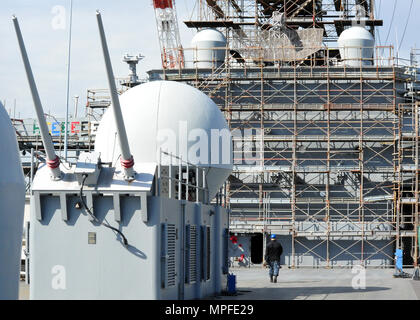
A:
145,0,420,268
147,45,420,267
186,0,382,44
396,102,420,267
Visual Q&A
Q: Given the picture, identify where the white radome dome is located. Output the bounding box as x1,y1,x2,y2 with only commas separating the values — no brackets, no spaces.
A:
95,81,232,199
338,26,374,42
0,101,25,299
191,28,227,43
191,28,227,68
338,26,375,67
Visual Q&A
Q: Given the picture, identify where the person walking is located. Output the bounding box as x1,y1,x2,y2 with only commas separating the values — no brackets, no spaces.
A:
264,234,283,283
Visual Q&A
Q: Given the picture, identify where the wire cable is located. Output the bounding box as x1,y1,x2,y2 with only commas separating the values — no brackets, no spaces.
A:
398,0,414,51
79,174,129,246
384,0,397,45
375,0,382,46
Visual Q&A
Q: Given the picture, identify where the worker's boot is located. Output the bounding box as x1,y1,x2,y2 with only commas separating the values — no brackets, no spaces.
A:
273,276,277,283
270,275,273,283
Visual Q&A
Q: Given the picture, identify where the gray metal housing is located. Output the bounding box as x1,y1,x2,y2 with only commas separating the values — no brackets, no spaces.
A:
29,163,229,299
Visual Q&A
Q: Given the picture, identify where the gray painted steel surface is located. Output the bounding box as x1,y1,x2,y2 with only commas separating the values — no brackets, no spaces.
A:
29,164,228,299
12,16,61,179
0,102,25,299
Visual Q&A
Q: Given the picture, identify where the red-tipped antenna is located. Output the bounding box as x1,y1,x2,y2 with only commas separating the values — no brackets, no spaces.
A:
12,15,61,180
96,11,135,181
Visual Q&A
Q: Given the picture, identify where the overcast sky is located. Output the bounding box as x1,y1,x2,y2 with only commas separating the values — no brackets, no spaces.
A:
0,0,418,118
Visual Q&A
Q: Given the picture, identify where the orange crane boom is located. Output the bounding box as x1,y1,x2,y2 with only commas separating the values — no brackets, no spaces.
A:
152,0,185,69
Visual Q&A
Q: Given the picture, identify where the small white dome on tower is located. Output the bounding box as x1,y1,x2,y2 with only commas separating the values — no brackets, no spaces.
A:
192,28,227,43
191,29,227,68
338,26,375,67
95,81,232,199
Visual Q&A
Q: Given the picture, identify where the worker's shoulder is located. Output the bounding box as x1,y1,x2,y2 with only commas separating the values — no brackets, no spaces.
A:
267,241,282,248
274,241,283,248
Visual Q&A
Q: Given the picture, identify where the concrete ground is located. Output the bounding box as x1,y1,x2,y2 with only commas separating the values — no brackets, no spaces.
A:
19,267,420,300
218,267,420,300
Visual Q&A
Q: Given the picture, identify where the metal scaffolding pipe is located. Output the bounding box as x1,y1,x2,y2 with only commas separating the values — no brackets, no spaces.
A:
12,15,61,180
96,11,135,180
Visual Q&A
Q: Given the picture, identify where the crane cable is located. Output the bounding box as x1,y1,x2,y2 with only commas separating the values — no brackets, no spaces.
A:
398,0,414,51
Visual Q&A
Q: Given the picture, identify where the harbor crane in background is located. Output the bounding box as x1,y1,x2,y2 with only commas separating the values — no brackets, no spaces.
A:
152,0,184,69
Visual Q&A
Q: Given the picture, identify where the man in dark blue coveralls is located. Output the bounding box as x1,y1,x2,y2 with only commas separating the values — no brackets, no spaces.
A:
264,234,283,283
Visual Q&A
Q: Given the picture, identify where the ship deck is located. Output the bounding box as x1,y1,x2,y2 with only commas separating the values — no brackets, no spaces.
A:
215,268,420,300
18,268,420,300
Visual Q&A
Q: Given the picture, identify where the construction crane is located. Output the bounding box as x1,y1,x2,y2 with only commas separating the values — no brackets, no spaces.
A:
152,0,184,69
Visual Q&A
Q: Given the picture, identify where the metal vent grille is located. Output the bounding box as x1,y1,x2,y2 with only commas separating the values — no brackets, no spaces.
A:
160,167,169,196
189,226,197,283
167,224,176,287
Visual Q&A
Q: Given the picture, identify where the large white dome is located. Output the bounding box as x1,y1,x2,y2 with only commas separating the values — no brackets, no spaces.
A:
95,81,232,199
0,102,25,299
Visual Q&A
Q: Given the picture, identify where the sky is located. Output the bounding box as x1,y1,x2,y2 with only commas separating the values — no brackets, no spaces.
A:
0,0,418,119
